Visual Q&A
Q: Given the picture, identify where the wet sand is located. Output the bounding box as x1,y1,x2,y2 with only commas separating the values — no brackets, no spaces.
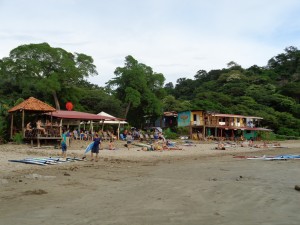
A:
0,140,300,225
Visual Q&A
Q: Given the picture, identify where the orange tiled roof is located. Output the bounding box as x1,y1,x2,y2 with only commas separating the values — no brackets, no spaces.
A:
8,97,56,113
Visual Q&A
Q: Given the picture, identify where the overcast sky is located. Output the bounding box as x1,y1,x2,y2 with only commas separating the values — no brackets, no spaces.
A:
1,0,299,86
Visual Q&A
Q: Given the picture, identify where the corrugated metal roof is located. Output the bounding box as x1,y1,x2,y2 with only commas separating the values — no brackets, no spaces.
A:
8,97,56,113
47,110,115,121
212,113,263,119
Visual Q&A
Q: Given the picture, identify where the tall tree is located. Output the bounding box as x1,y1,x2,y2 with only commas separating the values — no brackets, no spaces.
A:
1,43,98,109
106,55,165,126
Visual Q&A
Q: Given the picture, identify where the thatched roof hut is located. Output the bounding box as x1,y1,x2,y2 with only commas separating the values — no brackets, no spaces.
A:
8,97,56,113
8,97,56,139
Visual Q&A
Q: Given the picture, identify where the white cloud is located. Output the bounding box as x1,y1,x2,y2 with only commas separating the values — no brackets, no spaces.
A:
0,0,300,86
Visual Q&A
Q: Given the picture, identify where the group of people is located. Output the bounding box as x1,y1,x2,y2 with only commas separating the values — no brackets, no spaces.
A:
60,130,116,161
70,129,117,142
26,119,60,137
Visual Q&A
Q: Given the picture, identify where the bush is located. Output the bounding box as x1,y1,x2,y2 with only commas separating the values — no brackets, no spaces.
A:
258,131,299,141
176,127,189,136
12,132,23,144
164,128,178,139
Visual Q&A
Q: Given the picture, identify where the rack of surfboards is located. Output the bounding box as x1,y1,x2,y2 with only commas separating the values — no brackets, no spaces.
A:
9,157,83,166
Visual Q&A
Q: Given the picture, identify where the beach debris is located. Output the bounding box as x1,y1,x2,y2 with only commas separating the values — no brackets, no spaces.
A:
295,185,300,191
24,174,56,180
23,189,48,195
236,176,243,181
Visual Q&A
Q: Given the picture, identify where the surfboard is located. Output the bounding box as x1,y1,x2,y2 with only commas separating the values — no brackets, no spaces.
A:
23,158,58,165
247,155,269,160
84,142,94,154
265,154,300,160
8,159,47,166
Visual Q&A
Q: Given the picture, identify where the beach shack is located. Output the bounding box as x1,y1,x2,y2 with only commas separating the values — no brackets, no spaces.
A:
154,111,178,129
8,97,117,147
177,110,205,139
8,97,58,147
178,110,271,140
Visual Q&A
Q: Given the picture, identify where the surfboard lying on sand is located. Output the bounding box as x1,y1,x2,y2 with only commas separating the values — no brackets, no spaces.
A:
9,157,84,166
246,154,300,160
9,159,48,166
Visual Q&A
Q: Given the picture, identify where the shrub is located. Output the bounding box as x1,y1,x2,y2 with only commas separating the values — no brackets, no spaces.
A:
12,132,23,144
176,127,189,136
164,128,178,139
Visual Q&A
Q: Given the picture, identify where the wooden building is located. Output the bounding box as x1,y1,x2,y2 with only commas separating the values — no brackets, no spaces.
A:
177,110,271,140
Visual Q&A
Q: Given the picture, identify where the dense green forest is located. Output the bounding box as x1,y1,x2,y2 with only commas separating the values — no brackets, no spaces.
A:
0,43,299,141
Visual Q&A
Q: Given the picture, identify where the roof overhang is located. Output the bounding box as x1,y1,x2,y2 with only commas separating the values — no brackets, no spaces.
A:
45,110,115,121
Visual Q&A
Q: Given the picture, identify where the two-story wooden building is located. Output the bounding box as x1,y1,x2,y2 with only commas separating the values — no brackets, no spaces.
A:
177,110,271,140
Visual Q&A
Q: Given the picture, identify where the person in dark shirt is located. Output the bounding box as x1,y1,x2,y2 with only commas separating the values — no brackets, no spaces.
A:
91,133,101,162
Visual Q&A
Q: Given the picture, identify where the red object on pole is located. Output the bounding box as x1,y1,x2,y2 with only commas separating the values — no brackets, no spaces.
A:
66,102,73,111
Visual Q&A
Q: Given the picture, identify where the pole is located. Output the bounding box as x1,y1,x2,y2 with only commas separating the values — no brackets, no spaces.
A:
117,121,121,140
10,114,14,139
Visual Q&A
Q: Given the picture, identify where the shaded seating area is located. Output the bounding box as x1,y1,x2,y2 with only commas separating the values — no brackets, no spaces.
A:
8,97,118,148
8,97,58,147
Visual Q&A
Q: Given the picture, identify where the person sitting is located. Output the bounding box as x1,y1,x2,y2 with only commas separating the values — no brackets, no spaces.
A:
241,141,249,147
36,120,47,135
215,142,226,150
108,140,116,150
45,119,52,126
125,132,133,150
158,132,166,142
26,122,32,132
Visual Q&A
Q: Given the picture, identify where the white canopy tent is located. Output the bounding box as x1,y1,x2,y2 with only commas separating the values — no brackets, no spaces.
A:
97,111,128,125
97,111,128,140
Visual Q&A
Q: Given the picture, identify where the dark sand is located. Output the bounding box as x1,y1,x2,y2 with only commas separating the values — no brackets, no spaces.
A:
0,141,300,225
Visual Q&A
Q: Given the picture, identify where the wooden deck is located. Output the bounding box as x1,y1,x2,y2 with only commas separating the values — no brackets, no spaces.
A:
24,132,62,148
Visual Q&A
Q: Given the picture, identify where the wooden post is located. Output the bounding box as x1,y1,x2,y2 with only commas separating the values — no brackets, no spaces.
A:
10,114,14,139
220,128,223,140
101,120,105,131
37,138,40,148
117,121,121,140
22,110,25,138
60,119,62,136
189,122,192,139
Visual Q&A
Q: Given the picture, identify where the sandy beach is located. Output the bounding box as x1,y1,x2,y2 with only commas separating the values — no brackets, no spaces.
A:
0,139,300,225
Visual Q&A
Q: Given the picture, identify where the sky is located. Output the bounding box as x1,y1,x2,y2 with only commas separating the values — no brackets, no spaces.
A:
1,0,300,86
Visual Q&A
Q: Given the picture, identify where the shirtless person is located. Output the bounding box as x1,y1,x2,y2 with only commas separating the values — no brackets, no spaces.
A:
26,122,32,132
36,120,47,135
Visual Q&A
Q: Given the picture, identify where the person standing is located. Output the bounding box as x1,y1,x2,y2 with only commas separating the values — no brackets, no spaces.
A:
91,133,101,162
61,130,67,159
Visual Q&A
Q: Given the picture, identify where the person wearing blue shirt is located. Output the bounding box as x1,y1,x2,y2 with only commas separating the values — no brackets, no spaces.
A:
91,133,101,162
61,130,67,159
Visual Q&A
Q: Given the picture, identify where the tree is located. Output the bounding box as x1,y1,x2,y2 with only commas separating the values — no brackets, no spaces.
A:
267,46,300,83
174,78,196,100
164,82,175,95
1,43,98,109
106,55,165,126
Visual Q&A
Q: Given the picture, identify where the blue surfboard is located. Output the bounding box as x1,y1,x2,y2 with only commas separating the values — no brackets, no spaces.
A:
84,142,94,154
